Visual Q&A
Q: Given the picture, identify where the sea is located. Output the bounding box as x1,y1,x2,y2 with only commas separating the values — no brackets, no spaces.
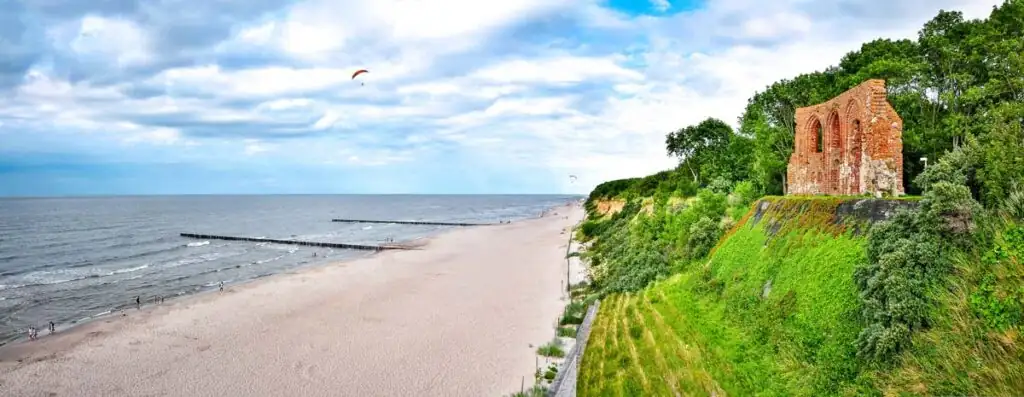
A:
0,194,579,345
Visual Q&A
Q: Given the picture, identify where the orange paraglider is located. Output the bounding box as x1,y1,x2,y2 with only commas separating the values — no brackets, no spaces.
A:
352,69,369,86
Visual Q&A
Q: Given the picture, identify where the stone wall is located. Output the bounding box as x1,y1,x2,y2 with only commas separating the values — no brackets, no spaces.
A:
787,79,904,197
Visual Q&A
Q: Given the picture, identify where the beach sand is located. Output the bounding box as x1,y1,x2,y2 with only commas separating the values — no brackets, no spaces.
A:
0,202,583,397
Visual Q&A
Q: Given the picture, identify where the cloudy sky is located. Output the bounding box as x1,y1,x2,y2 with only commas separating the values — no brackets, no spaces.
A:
0,0,1002,196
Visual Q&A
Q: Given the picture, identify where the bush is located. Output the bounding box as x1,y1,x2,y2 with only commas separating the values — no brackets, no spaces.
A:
544,367,557,381
1004,183,1024,221
579,219,609,239
559,301,588,325
729,180,758,208
708,176,733,194
853,179,984,362
687,216,720,260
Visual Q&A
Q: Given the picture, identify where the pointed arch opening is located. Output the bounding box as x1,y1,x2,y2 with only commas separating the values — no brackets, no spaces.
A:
828,111,841,151
811,118,823,153
848,119,863,193
826,111,842,193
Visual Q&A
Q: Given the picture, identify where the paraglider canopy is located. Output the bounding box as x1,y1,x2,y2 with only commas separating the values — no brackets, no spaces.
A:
569,175,578,183
352,69,368,86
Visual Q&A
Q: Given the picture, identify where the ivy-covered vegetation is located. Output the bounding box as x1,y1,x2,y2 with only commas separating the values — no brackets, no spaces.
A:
576,2,1024,395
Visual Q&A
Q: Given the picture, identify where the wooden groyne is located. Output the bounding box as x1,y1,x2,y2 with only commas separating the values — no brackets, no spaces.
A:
331,219,493,227
179,233,408,251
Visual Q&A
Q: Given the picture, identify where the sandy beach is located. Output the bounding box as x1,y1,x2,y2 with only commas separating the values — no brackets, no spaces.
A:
0,202,583,397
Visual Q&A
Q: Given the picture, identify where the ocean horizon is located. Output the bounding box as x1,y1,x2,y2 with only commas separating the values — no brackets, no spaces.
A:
0,194,580,345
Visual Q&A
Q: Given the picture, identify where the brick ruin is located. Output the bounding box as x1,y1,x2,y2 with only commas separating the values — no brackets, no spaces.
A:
786,79,904,197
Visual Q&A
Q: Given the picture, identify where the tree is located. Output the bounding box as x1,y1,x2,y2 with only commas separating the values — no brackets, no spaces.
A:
665,118,733,185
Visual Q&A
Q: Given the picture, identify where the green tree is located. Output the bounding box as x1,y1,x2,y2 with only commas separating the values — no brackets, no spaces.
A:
666,118,733,185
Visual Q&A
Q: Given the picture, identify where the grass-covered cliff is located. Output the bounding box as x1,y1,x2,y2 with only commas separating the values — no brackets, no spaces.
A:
576,194,1024,396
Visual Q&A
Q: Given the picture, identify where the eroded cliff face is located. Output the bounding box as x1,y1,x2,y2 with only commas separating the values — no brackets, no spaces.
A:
787,79,904,197
592,199,625,216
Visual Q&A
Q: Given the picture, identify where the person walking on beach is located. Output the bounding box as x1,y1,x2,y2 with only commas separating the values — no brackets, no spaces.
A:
219,281,224,292
49,321,55,335
27,327,35,341
135,296,141,309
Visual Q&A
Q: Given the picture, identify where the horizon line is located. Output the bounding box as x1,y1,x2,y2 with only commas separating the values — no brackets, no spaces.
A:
0,193,589,199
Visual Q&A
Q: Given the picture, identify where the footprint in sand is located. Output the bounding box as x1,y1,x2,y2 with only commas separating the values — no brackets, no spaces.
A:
292,361,318,381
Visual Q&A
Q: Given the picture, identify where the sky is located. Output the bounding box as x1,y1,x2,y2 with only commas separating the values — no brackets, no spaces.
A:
0,0,1004,196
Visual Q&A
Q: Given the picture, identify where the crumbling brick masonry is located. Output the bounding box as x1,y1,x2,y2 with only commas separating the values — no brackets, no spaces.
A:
787,79,904,197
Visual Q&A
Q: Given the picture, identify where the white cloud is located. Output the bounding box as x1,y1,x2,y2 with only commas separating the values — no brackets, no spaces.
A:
155,65,357,97
651,0,671,13
243,140,273,155
240,21,278,44
45,15,153,67
472,56,644,84
737,11,813,39
312,110,341,130
256,98,315,111
122,127,182,145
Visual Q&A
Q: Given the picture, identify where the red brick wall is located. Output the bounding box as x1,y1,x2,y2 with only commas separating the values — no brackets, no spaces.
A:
787,79,904,196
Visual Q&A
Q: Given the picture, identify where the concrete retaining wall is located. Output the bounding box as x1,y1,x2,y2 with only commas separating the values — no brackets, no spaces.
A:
547,300,600,397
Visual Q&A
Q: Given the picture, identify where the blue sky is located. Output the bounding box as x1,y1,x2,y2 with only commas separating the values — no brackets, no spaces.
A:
0,0,1001,196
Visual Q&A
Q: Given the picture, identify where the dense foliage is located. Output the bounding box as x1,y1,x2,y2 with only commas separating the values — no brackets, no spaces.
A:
582,184,750,295
853,179,983,363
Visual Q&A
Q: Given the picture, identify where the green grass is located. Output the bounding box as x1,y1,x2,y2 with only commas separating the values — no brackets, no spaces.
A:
505,385,548,397
578,197,1024,396
560,301,587,326
538,338,566,358
557,326,578,338
579,199,873,396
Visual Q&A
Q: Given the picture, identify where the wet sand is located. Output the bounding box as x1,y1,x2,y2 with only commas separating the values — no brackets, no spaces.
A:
0,202,584,397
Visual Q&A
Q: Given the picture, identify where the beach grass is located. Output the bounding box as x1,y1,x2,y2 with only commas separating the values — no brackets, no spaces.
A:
556,325,577,338
504,385,548,397
537,338,566,358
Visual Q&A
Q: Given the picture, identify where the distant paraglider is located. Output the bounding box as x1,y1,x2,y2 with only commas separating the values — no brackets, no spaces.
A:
352,69,369,86
569,175,578,184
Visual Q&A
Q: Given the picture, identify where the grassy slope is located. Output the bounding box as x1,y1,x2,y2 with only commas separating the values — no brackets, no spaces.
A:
579,196,1024,396
579,198,875,396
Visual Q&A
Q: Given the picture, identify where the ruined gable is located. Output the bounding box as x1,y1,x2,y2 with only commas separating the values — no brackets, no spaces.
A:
786,79,904,197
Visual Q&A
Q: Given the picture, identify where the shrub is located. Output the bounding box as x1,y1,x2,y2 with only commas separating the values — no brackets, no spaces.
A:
579,219,608,239
1003,183,1024,221
544,368,557,381
559,301,588,325
687,216,721,261
708,176,733,194
729,180,758,208
853,179,984,362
